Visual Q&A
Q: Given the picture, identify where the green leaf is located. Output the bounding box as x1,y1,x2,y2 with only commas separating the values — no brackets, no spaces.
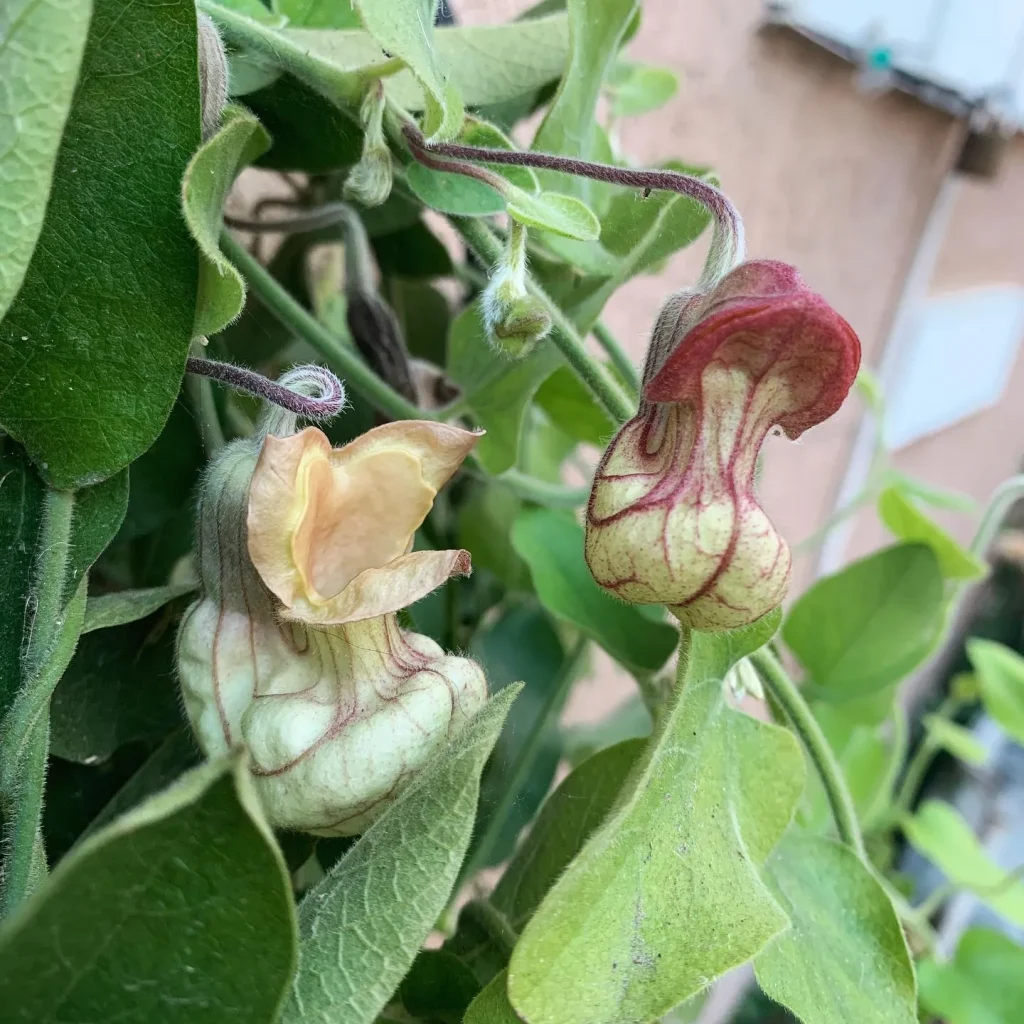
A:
375,225,454,279
885,470,976,513
0,0,92,322
469,606,566,868
507,189,601,241
967,638,1024,745
447,304,563,474
605,60,678,118
399,949,481,1024
83,584,198,633
0,0,200,488
0,753,297,1023
511,508,677,677
535,365,616,445
903,800,1024,926
754,834,917,1024
182,105,271,337
493,739,644,932
531,0,638,204
918,928,1024,1024
508,619,804,1024
457,484,531,591
274,0,359,27
405,160,506,216
923,714,987,766
464,970,520,1024
783,543,945,700
51,606,187,763
280,686,519,1024
352,0,462,139
878,487,985,580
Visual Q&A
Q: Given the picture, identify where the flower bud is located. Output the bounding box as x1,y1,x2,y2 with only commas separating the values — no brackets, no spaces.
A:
344,82,393,208
585,260,861,631
481,221,551,358
197,13,228,141
178,414,488,834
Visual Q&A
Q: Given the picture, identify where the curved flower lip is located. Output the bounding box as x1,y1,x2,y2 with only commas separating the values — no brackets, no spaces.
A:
644,259,861,438
247,420,481,624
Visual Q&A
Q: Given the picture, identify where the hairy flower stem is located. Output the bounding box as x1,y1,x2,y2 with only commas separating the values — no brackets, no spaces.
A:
403,122,745,290
186,357,346,421
1,489,76,916
453,218,635,425
750,647,865,858
593,321,640,396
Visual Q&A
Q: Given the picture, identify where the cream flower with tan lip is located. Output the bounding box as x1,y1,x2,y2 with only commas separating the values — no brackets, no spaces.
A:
178,419,488,835
247,422,479,624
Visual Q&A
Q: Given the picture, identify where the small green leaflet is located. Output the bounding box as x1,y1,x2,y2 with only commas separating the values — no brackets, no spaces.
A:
967,638,1024,745
182,105,271,337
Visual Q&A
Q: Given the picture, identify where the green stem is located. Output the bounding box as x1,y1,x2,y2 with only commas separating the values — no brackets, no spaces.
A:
893,695,963,817
222,231,424,421
751,647,865,858
458,899,518,960
495,469,590,508
453,218,635,426
2,489,76,916
461,635,589,882
185,356,226,457
970,473,1024,558
592,321,640,395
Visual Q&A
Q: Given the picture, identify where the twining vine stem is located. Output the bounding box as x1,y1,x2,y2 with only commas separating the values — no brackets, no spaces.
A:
1,489,76,916
749,647,865,857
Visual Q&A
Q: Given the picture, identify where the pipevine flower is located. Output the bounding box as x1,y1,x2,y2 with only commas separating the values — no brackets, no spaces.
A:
585,259,861,631
178,415,486,835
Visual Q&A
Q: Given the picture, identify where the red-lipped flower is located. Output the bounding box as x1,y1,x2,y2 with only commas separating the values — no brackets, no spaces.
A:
585,260,861,630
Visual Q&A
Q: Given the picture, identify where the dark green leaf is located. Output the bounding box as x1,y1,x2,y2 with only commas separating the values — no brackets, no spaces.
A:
245,73,363,173
754,834,917,1024
0,754,297,1023
783,543,945,700
0,0,92,321
458,484,531,592
0,0,200,487
374,223,454,278
183,105,271,337
399,950,481,1024
117,397,203,542
280,687,519,1024
469,606,566,867
51,605,188,763
918,928,1024,1024
387,278,451,366
511,508,677,677
507,619,804,1023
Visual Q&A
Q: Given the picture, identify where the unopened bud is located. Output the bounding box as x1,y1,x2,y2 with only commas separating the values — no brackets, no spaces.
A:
344,82,393,207
481,221,551,358
197,13,228,141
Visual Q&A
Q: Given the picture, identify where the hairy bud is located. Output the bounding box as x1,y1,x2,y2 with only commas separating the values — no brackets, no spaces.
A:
585,260,861,630
197,12,228,141
345,82,393,207
481,221,552,358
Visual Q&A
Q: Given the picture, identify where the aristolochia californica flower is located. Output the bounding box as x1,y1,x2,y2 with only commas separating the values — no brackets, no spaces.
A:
178,418,487,835
585,260,861,631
